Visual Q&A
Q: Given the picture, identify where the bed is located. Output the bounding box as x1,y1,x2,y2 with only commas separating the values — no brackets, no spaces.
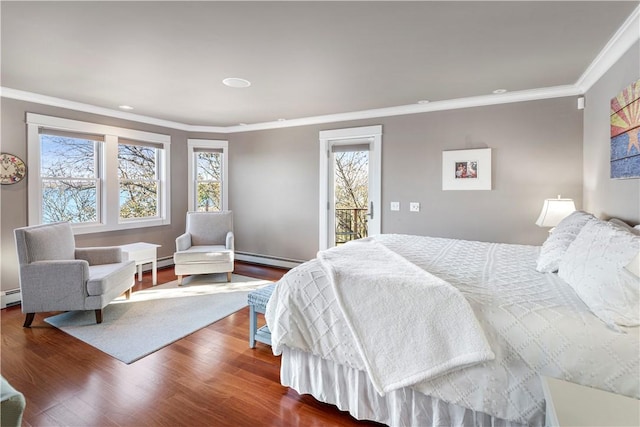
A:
265,213,640,426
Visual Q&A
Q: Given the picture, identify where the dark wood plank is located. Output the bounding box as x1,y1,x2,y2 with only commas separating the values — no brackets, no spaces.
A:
1,262,382,427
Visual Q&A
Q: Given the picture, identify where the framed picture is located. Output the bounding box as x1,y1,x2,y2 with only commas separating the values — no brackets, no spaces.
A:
610,78,640,179
442,148,492,190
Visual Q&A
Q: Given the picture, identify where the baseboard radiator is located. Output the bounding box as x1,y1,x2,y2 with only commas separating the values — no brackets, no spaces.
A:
235,252,304,269
159,252,303,270
1,288,22,309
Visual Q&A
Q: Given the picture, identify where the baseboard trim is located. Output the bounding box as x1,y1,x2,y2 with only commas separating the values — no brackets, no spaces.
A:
156,253,303,270
235,252,304,269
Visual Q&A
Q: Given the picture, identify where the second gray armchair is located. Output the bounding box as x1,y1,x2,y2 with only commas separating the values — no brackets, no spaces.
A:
173,211,234,285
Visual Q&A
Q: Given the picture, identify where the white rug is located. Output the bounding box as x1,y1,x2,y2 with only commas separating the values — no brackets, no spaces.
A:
45,273,272,364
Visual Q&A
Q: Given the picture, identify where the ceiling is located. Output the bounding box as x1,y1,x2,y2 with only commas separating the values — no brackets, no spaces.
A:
1,1,638,130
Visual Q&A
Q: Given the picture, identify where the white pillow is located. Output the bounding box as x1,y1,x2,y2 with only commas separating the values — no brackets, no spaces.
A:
536,211,596,273
558,220,640,328
626,252,640,277
609,218,640,235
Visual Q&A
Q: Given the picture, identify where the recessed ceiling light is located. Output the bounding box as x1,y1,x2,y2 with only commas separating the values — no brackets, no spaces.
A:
119,105,134,110
222,77,251,88
492,89,507,94
417,100,430,104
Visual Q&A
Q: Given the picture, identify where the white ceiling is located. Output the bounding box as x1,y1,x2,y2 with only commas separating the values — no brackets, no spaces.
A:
1,1,638,130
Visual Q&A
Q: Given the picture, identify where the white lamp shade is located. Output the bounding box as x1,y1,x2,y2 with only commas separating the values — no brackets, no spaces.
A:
535,198,576,227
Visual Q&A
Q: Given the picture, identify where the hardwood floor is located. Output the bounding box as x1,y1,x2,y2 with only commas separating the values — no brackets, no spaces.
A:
1,263,380,427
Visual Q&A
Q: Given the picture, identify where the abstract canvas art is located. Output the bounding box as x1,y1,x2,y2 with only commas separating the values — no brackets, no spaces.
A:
610,78,640,179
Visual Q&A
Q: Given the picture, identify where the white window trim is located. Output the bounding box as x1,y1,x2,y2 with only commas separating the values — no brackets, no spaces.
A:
187,139,229,212
27,113,171,234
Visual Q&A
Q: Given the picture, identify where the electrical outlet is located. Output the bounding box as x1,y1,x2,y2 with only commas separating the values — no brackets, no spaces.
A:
409,202,420,212
390,202,400,211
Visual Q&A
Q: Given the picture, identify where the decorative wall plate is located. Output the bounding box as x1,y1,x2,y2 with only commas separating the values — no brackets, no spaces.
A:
0,153,27,184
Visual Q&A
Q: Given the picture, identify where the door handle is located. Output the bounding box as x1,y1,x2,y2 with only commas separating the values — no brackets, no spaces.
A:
366,201,373,220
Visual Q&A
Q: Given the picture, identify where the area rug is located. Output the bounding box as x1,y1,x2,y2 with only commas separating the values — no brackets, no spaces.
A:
45,273,272,364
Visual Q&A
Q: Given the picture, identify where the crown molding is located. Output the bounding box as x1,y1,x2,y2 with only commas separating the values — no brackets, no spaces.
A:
223,85,582,133
0,87,227,133
575,3,640,93
1,4,636,135
0,84,581,134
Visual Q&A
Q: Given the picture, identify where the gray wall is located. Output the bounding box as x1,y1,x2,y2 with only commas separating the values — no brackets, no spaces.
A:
0,98,225,291
230,127,320,261
3,45,638,293
0,95,583,291
229,97,583,264
583,41,640,224
380,100,583,243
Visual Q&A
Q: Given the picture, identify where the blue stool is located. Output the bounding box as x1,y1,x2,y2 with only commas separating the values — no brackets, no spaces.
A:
248,283,276,348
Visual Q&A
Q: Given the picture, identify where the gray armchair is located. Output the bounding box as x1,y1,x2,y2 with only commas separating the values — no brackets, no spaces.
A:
173,211,234,285
14,222,136,327
1,376,25,427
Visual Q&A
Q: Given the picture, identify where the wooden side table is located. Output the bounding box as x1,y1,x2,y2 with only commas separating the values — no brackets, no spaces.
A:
541,376,640,427
120,242,161,286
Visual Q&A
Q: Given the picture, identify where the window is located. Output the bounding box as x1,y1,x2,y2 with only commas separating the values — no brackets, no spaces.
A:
27,114,171,234
187,139,228,212
118,141,160,220
40,132,102,224
195,150,222,211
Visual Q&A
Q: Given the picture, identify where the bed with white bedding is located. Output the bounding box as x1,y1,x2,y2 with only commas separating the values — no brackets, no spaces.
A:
265,218,640,426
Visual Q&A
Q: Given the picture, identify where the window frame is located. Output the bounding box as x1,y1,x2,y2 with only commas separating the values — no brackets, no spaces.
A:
187,139,228,212
27,113,171,234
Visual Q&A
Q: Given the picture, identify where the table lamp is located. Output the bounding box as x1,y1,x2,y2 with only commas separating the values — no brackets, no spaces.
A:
535,195,576,230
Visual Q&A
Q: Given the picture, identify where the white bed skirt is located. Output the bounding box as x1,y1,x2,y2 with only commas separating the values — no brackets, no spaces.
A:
281,347,528,427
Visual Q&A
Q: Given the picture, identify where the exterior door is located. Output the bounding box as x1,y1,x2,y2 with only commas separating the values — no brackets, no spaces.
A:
319,126,381,250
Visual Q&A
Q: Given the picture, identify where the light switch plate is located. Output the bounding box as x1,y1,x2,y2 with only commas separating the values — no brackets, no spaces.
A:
390,202,400,211
409,202,420,212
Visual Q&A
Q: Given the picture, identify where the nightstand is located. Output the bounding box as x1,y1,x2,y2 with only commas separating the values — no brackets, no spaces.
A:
541,376,640,427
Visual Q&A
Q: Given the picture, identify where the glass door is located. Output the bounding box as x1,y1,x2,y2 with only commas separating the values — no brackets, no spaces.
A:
319,126,381,250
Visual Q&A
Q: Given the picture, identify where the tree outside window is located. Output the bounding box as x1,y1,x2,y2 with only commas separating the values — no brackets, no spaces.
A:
29,113,171,233
187,140,227,213
195,151,222,212
118,143,159,219
334,150,369,243
40,134,99,224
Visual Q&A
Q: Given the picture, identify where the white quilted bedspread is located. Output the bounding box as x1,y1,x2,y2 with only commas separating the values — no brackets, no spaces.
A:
265,234,640,425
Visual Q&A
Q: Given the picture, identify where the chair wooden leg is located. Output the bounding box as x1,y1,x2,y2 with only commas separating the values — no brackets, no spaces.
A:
95,309,103,324
23,313,35,328
227,272,232,282
177,275,183,286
